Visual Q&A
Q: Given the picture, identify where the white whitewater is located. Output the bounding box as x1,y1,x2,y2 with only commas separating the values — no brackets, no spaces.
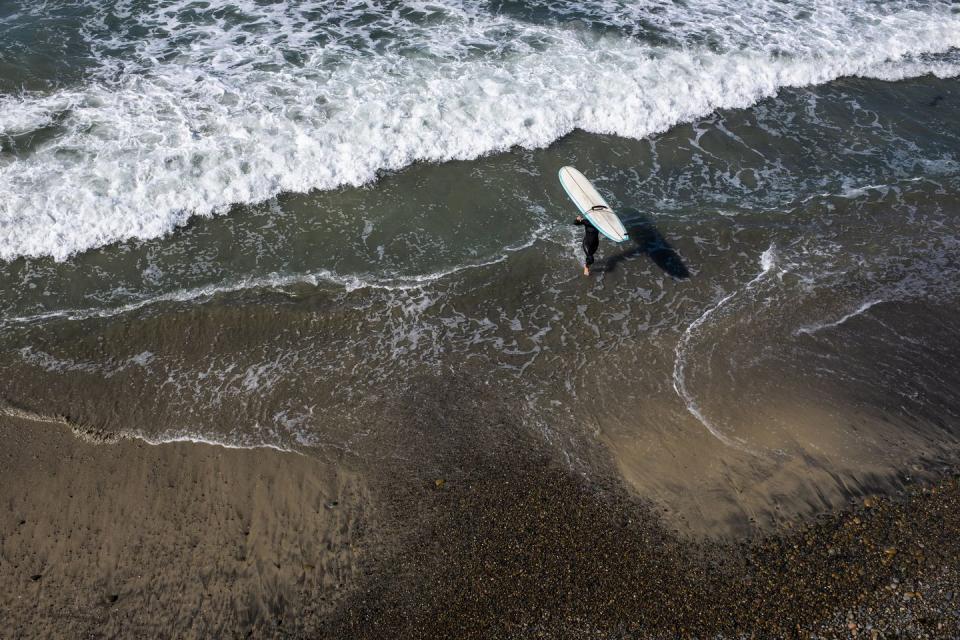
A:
2,0,960,260
795,299,885,336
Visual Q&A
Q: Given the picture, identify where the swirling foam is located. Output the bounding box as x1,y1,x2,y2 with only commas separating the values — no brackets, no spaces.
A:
2,0,960,261
672,245,778,452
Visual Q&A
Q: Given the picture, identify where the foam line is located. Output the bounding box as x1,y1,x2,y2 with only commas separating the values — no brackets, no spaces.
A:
795,299,884,336
672,246,777,452
0,398,302,453
131,431,302,454
0,239,535,327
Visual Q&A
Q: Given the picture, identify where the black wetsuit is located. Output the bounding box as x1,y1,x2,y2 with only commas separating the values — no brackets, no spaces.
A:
574,217,600,266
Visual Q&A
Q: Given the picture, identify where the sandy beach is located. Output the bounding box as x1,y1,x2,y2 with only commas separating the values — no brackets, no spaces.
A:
0,415,376,638
3,375,959,638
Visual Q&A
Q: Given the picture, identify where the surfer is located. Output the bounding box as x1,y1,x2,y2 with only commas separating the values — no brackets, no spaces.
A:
574,214,600,276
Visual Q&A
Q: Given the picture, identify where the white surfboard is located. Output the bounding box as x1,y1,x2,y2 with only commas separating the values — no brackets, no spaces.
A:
558,166,628,243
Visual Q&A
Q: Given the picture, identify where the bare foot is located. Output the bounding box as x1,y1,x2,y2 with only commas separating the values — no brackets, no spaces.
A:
583,266,590,276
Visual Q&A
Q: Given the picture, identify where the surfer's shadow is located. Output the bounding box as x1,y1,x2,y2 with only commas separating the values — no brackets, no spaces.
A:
598,208,690,279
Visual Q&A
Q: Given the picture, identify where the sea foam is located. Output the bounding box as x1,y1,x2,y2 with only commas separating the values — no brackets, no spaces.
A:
1,0,959,261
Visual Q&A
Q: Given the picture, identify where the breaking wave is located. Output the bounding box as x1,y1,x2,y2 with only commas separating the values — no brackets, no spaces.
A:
2,0,960,261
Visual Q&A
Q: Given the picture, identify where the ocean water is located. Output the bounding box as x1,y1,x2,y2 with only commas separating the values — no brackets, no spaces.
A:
2,0,960,531
3,0,960,260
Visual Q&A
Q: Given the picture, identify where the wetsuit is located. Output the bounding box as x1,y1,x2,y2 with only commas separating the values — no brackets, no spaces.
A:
574,216,600,266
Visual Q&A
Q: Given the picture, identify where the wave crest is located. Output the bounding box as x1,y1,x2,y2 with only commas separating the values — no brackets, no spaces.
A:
2,0,960,261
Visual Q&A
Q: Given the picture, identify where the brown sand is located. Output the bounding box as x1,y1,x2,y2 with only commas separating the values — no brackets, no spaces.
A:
2,286,956,547
327,378,960,639
0,416,376,639
1,376,959,639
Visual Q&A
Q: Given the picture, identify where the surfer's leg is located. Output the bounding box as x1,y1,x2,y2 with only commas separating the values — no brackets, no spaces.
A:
585,237,599,264
582,238,598,274
583,237,598,263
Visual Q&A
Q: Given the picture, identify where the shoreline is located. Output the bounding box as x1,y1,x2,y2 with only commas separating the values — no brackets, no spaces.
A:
0,415,378,639
2,382,958,639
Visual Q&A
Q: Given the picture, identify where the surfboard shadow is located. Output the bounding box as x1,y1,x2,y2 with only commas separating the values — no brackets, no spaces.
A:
599,208,690,279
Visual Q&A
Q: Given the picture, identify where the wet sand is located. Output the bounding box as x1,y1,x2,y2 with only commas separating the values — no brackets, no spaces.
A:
0,416,377,638
3,275,958,542
2,375,959,639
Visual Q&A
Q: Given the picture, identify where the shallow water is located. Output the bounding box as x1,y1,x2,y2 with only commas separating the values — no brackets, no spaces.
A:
2,0,960,534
